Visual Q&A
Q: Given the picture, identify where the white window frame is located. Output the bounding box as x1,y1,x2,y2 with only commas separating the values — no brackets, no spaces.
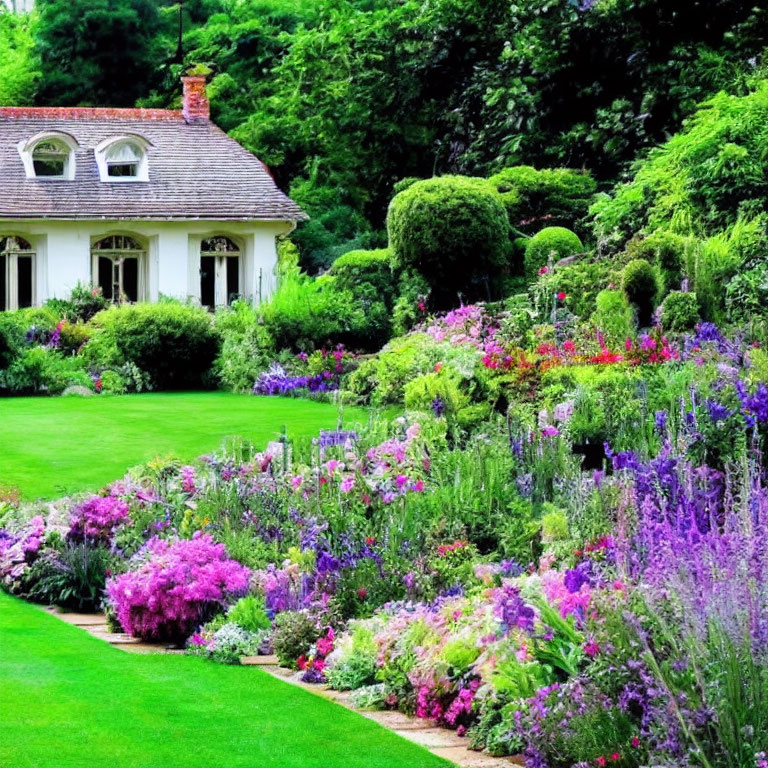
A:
94,135,151,183
91,235,148,303
0,236,36,311
17,131,78,180
200,236,243,308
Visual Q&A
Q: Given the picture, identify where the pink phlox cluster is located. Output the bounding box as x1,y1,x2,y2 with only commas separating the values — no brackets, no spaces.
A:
542,569,592,622
106,533,250,642
0,515,45,581
68,495,130,543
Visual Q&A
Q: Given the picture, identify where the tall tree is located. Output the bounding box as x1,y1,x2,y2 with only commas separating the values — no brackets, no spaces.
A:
35,0,162,106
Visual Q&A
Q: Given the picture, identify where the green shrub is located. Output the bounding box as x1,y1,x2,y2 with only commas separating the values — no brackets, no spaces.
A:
489,166,596,237
213,301,275,392
524,227,582,281
330,249,394,300
226,596,270,633
661,291,700,332
0,313,23,369
0,346,91,395
272,610,319,669
91,303,219,390
725,267,768,324
403,370,468,416
621,259,659,326
536,259,617,319
99,369,126,395
591,289,634,347
626,230,688,294
387,175,510,308
57,321,92,355
593,83,768,243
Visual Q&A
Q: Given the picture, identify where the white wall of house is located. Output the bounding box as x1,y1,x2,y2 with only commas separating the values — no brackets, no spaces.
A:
0,218,293,307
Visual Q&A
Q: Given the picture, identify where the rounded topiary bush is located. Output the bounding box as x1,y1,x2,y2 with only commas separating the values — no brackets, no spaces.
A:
626,230,687,293
591,289,634,347
622,258,659,327
91,302,220,390
661,291,700,332
330,249,394,297
524,227,582,280
387,175,510,308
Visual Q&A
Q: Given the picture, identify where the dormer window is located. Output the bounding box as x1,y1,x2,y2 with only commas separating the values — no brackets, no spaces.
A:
106,142,141,177
18,132,78,180
32,140,69,177
95,135,150,182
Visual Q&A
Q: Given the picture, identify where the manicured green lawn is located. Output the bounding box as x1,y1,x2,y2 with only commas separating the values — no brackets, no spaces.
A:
0,593,448,768
0,392,366,500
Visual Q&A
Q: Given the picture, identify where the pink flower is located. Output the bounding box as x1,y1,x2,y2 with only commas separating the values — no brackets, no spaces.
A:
541,425,560,438
596,758,607,767
557,291,566,301
340,475,355,493
631,738,640,748
583,641,600,658
538,266,548,275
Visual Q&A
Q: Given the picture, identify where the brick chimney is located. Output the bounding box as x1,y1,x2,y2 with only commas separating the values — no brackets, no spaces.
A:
182,75,209,122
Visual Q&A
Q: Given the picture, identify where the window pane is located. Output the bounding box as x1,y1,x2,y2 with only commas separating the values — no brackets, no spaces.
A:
17,256,32,308
33,159,65,177
226,256,239,304
200,256,215,309
98,257,113,301
123,258,138,302
0,255,6,312
107,163,138,177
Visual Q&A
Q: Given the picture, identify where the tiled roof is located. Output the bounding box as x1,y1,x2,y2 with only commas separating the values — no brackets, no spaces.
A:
0,108,307,221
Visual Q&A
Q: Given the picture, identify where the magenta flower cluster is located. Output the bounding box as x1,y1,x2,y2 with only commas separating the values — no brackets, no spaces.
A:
0,515,45,583
68,494,130,543
106,533,250,642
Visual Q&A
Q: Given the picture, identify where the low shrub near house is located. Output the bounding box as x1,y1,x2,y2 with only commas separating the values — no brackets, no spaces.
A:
90,302,220,390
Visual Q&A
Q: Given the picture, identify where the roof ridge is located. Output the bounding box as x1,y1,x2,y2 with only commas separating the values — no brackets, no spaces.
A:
0,107,185,122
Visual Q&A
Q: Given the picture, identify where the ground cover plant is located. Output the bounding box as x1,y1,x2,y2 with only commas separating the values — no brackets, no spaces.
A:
0,393,365,500
0,593,449,768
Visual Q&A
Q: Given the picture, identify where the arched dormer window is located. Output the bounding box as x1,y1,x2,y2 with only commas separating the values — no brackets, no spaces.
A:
95,135,150,182
17,132,78,180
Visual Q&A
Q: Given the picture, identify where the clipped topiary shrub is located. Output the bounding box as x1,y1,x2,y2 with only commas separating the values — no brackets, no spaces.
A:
91,302,220,390
622,259,659,327
330,249,395,300
0,313,23,370
524,227,582,281
489,165,596,237
387,175,510,308
626,230,688,294
661,291,700,332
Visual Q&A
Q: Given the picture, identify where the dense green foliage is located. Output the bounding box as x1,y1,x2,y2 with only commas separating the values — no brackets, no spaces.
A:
91,303,219,390
524,227,583,281
34,0,163,106
4,0,767,267
621,258,659,326
388,176,510,308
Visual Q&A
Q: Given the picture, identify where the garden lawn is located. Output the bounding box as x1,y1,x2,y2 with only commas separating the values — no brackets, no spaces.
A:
0,593,449,768
0,392,367,500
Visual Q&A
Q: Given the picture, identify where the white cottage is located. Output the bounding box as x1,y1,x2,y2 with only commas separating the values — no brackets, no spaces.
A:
0,76,306,311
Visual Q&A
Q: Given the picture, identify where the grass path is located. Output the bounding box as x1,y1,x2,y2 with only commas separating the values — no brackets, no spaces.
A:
0,593,448,768
0,392,366,500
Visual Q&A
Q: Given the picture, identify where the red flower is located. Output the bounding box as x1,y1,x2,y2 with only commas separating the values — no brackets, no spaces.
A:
631,738,640,748
538,266,548,275
610,754,620,762
596,757,607,767
365,537,375,547
357,588,368,600
434,362,443,373
418,301,426,312
296,654,307,670
557,292,566,301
